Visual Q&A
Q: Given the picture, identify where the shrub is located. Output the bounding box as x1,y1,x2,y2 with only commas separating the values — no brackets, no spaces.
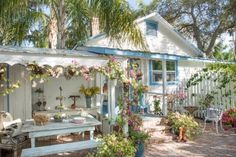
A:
167,112,201,139
89,134,136,157
222,108,236,126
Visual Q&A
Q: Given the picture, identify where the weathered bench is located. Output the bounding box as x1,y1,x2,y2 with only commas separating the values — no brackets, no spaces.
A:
21,140,99,157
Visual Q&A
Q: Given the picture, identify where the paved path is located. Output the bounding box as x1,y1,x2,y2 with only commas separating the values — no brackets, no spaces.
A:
144,123,236,157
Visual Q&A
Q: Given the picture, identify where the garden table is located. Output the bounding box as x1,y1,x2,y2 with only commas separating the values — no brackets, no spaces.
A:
21,115,101,157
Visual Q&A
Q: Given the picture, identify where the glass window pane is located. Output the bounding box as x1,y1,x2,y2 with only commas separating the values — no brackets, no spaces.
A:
166,61,175,71
167,72,176,82
152,61,162,70
146,22,157,36
153,72,162,82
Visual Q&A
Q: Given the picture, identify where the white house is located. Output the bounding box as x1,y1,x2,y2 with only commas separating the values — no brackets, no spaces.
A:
0,12,222,122
82,12,219,115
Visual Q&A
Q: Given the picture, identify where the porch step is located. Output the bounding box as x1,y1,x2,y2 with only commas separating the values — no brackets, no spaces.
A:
141,116,163,127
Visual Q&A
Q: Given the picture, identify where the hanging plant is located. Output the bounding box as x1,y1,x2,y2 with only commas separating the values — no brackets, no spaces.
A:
0,64,20,96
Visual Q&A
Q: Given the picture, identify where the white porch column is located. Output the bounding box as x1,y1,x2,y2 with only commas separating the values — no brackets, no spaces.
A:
108,79,117,123
162,60,167,116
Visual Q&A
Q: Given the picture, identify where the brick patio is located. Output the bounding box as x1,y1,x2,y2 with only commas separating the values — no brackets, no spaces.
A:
144,122,236,157
1,121,236,157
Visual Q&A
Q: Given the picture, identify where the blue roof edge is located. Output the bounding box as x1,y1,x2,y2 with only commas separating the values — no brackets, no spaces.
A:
83,46,236,64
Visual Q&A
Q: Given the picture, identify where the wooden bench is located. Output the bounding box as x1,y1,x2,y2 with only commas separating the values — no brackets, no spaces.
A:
21,140,99,157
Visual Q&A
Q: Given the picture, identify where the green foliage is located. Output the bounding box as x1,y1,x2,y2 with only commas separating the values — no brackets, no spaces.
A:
211,42,235,61
135,0,159,17
129,127,149,144
167,112,201,139
159,0,236,55
0,0,146,50
0,65,20,96
89,134,136,157
198,94,214,108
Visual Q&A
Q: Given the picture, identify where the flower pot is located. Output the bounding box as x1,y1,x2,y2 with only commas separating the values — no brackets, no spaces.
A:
139,94,145,106
136,142,144,157
131,105,140,113
85,96,92,108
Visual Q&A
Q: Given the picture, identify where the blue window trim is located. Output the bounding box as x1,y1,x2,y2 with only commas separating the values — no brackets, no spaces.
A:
145,20,158,36
149,60,179,86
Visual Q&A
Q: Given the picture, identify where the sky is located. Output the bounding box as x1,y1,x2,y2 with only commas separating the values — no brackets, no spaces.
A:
128,0,152,10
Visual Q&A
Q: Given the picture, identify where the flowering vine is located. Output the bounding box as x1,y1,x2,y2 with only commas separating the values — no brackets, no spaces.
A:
0,64,20,96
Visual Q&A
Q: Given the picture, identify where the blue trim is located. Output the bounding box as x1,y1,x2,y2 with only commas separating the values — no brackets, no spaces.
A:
149,60,179,86
149,60,162,86
86,46,189,60
7,65,10,112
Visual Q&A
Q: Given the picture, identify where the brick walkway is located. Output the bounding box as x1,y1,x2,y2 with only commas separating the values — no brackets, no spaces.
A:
144,122,236,157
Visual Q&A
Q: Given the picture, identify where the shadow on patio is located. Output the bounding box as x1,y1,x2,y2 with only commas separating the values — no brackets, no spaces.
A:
144,121,236,157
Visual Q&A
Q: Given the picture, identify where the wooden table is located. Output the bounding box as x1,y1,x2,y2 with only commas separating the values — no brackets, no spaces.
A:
21,115,101,157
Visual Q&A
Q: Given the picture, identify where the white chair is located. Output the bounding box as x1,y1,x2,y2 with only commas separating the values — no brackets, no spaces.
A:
0,111,28,157
203,108,224,134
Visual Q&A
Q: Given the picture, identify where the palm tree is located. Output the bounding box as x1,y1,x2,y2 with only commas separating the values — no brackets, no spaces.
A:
0,0,146,49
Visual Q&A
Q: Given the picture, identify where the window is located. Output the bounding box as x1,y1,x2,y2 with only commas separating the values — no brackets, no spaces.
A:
150,60,177,85
146,21,158,36
150,60,162,83
166,61,176,82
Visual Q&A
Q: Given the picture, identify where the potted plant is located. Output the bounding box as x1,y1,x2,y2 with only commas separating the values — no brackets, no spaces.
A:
79,85,100,108
53,112,66,122
129,128,149,157
128,113,149,157
153,99,162,115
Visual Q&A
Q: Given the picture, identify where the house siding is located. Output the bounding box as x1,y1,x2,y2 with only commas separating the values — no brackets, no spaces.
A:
86,20,193,57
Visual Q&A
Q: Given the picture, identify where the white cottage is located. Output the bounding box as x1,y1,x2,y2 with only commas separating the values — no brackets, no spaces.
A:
82,12,219,115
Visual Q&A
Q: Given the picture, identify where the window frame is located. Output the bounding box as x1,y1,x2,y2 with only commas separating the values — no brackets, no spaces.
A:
149,60,178,86
145,20,158,36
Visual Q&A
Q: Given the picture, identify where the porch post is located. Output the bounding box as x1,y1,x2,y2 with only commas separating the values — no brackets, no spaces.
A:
162,60,167,116
108,79,116,123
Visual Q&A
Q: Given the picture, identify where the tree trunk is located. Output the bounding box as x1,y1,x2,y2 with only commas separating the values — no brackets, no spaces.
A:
57,0,66,49
48,7,57,49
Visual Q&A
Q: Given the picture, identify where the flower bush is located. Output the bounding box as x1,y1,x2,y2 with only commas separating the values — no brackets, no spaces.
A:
177,92,187,105
222,108,236,126
167,112,201,139
89,134,136,157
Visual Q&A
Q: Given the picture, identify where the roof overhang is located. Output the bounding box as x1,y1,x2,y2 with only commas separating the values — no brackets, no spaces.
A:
82,46,190,60
0,46,108,67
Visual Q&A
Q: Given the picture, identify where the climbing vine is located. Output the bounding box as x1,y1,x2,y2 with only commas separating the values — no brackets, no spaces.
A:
0,64,20,96
186,63,236,104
